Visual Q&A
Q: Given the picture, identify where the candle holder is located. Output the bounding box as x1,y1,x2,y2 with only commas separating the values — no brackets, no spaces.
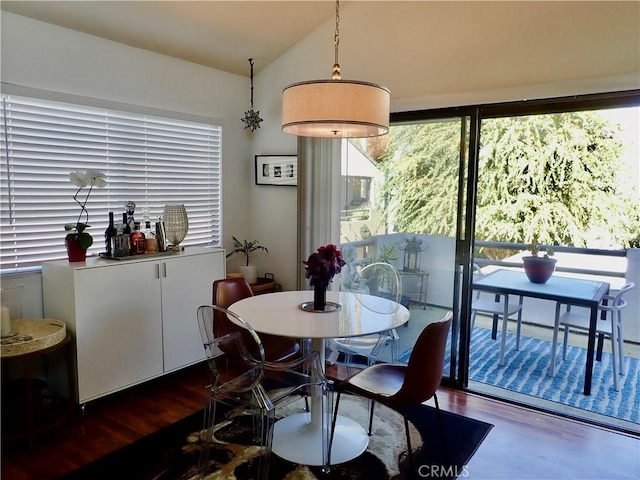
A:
1,284,24,338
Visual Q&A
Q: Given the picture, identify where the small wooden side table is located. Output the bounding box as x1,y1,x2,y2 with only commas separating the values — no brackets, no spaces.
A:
1,320,76,448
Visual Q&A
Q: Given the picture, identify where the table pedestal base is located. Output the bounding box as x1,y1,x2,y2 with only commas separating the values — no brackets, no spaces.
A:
272,412,369,466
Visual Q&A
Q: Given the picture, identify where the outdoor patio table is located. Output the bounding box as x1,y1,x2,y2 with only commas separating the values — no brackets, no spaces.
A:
473,269,609,396
228,290,410,466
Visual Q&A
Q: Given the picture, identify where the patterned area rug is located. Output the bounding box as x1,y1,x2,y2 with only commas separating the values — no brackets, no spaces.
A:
64,394,492,480
399,327,640,424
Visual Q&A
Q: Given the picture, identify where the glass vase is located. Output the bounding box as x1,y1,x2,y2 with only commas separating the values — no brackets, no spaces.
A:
163,204,189,250
313,285,327,311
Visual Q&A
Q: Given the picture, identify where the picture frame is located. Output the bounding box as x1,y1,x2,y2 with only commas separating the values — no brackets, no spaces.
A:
255,155,297,186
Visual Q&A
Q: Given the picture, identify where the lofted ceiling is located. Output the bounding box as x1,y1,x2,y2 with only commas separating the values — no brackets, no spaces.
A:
1,1,336,76
2,1,639,103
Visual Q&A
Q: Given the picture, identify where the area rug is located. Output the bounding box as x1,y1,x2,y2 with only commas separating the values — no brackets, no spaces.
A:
63,395,492,480
399,327,640,424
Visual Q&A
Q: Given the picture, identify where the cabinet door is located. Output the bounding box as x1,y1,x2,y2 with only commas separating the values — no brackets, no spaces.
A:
161,252,224,371
75,262,164,402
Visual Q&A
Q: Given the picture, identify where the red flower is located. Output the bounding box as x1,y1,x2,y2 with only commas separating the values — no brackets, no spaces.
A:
303,244,346,288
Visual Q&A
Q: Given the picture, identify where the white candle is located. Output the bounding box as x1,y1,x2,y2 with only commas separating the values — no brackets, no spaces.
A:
1,306,11,336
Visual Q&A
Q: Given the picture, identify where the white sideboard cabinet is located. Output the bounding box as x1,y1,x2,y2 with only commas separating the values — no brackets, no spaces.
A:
43,247,225,404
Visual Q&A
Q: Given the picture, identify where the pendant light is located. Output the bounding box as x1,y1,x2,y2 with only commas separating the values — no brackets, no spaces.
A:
282,1,390,138
242,58,263,132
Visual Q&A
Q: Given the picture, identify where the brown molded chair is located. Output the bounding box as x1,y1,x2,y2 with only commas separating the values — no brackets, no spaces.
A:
213,277,301,363
329,311,453,475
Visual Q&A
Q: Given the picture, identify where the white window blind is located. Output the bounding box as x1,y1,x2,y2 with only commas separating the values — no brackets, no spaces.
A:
0,94,222,272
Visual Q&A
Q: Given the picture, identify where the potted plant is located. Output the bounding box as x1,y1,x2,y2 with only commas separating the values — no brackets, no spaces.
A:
227,236,268,284
523,241,557,284
64,170,106,262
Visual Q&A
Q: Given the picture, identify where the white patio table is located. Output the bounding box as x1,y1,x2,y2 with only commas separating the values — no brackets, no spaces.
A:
473,269,609,395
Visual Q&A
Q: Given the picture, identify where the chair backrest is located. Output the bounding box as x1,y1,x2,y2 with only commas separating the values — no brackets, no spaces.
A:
352,262,402,314
213,277,300,363
212,277,254,342
603,282,635,312
197,304,265,392
391,311,453,405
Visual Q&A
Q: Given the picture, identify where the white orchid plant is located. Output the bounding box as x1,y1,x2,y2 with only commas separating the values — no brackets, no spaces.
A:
65,170,107,249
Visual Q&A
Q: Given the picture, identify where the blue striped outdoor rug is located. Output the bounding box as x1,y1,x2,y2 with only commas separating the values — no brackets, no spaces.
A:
399,327,639,424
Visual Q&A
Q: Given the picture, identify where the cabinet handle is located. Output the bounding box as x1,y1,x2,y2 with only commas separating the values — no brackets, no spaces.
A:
162,263,167,278
155,263,160,279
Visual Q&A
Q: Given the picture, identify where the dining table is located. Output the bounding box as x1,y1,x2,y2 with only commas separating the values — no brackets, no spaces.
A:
473,269,610,395
228,289,410,466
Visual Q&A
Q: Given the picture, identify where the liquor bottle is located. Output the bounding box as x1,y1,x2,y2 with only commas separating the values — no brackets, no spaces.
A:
119,213,132,255
125,201,136,233
155,217,167,252
113,225,130,257
144,220,157,254
122,213,131,235
104,212,117,257
130,221,146,255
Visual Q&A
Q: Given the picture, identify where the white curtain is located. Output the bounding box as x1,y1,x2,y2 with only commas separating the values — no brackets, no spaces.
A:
296,137,342,289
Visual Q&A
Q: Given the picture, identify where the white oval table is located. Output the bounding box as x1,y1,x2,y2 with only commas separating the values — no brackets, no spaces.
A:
229,290,410,466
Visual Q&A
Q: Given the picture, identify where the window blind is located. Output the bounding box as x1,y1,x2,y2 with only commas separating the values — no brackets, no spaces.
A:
0,94,222,272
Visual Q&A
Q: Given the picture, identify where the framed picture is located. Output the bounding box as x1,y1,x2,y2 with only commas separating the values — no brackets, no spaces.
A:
255,155,297,186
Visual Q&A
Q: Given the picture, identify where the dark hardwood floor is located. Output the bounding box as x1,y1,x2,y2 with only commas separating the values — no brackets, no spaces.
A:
2,362,639,480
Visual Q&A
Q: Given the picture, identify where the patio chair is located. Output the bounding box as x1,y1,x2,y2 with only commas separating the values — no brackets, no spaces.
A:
329,311,453,474
197,304,330,479
559,282,635,391
471,264,524,364
332,262,402,366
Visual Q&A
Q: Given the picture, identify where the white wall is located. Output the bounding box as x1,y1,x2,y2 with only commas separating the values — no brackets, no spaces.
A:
2,4,639,299
250,2,640,290
1,12,252,306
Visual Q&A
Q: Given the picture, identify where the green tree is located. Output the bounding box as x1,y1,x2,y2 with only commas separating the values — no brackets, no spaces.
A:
376,112,639,254
377,121,463,235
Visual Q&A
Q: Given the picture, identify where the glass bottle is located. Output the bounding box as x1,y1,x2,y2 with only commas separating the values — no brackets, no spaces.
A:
113,225,130,258
104,212,117,257
122,213,131,235
144,221,157,254
155,217,167,252
130,221,146,255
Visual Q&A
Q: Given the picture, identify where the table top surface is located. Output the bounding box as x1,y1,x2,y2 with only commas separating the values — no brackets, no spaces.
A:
228,290,410,339
473,269,610,305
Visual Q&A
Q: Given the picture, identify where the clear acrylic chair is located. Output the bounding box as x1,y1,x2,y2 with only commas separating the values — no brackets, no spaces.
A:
197,304,331,479
559,282,635,391
332,262,402,366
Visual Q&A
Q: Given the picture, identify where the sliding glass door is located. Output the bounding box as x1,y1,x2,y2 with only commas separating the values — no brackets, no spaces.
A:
338,117,472,384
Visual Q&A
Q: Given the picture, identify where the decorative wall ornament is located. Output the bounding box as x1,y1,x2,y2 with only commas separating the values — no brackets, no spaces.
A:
241,58,263,132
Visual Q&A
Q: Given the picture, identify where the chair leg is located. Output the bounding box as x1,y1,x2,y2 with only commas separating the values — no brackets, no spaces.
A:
328,391,342,466
367,400,376,435
617,311,625,376
403,415,415,476
609,314,619,391
198,388,216,479
433,393,449,462
257,407,276,480
562,325,570,360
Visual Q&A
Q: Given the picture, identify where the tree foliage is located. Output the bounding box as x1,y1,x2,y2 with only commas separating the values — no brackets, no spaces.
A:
375,112,639,251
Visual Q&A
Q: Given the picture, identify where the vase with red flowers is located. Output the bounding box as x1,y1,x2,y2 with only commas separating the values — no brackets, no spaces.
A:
303,243,346,311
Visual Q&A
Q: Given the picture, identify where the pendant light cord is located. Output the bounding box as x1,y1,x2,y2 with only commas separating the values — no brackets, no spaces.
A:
332,0,341,80
249,58,255,108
